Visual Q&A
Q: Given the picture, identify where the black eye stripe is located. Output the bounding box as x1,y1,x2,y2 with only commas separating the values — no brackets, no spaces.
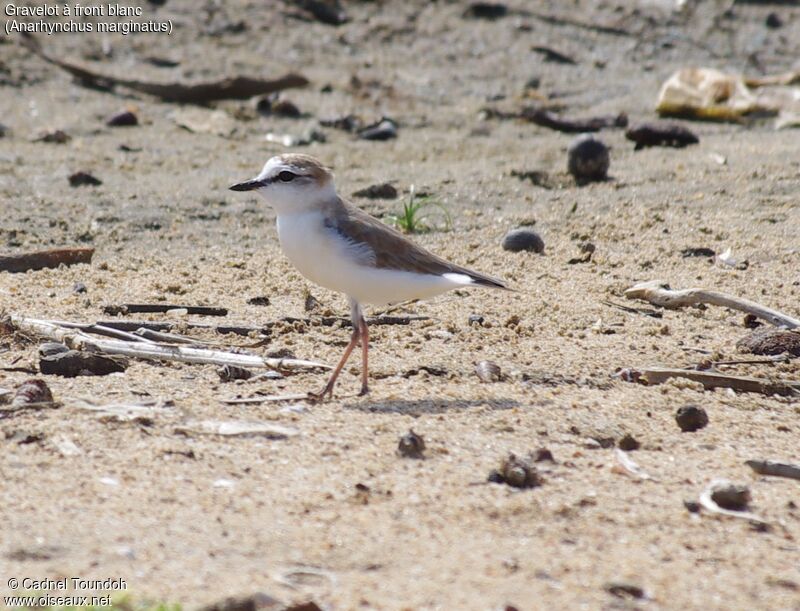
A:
261,170,306,185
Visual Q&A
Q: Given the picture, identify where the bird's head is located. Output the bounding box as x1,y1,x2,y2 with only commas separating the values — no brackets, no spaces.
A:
229,154,335,214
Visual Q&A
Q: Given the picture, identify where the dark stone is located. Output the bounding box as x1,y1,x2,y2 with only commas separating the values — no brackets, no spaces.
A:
352,183,398,199
40,351,126,377
502,228,545,253
766,12,782,28
69,172,102,187
397,429,425,459
106,111,138,127
567,134,609,182
464,3,508,19
618,434,640,451
675,405,708,432
247,296,270,306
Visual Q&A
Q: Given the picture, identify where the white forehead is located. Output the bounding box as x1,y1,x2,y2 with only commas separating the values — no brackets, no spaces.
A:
258,156,286,178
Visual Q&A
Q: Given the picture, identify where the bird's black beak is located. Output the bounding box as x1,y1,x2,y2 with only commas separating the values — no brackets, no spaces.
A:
229,179,264,192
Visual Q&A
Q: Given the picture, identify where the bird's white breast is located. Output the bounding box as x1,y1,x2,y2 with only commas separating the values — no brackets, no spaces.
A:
275,212,464,305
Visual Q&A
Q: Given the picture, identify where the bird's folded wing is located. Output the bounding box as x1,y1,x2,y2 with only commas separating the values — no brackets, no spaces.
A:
328,200,508,289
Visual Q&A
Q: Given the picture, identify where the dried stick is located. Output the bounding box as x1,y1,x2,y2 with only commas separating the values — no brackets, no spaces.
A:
745,460,800,482
133,328,202,345
21,34,308,104
7,316,329,373
633,366,800,396
745,70,800,88
103,304,228,316
625,280,800,329
0,248,94,273
220,393,309,405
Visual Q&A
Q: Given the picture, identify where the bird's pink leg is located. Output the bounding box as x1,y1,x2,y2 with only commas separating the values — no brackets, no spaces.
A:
308,326,360,402
359,317,369,396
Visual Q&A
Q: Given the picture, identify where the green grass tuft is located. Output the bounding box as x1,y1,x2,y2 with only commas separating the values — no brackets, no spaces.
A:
388,187,452,234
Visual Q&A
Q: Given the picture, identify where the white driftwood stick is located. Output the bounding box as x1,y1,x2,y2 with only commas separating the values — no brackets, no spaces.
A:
8,315,329,372
624,280,800,329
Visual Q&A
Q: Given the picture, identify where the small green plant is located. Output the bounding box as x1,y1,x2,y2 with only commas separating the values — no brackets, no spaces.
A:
388,187,452,234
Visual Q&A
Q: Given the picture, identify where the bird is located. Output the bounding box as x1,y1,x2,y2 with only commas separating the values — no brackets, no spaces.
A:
230,154,509,401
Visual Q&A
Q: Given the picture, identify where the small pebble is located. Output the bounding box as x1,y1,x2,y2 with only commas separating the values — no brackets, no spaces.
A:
464,2,508,19
605,582,646,600
397,429,425,459
532,447,555,463
468,314,485,326
675,405,708,432
35,129,70,143
710,482,751,510
247,296,270,306
106,110,138,127
475,360,502,382
69,171,102,187
683,499,701,513
765,12,782,28
352,183,398,199
567,134,609,182
72,281,87,294
618,434,640,451
502,228,544,253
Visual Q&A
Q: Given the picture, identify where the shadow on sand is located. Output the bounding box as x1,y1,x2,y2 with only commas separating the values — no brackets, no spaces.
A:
343,397,521,415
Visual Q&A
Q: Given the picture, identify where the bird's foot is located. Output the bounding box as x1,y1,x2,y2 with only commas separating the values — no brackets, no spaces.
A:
306,383,334,404
358,384,369,397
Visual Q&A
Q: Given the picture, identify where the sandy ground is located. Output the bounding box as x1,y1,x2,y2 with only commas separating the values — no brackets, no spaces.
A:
1,1,800,609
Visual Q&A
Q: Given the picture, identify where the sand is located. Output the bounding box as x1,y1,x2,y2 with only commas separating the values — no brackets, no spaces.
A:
1,1,800,609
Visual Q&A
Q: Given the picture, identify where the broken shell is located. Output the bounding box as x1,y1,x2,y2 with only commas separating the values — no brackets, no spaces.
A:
490,453,542,489
397,429,425,459
218,365,253,382
567,134,609,182
358,117,397,141
11,379,54,407
475,360,502,382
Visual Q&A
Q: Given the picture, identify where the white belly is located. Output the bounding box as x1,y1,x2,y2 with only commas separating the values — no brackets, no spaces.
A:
276,212,463,305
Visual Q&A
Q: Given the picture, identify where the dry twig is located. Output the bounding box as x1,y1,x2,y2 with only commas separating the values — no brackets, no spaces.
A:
630,366,800,396
745,460,800,482
21,33,308,104
0,248,94,273
625,281,800,329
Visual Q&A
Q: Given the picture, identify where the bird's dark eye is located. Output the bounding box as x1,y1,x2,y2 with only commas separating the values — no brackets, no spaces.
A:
277,171,297,182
